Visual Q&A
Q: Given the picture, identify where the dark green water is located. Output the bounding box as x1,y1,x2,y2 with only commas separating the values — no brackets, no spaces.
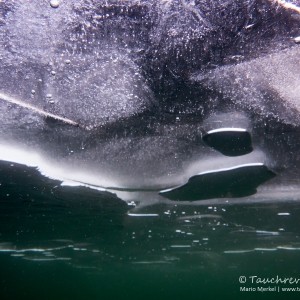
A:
1,161,300,300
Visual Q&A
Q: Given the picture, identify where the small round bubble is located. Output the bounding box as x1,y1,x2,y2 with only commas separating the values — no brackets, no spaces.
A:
50,0,60,8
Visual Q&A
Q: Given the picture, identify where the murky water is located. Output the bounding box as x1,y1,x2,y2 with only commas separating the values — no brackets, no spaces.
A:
1,161,300,299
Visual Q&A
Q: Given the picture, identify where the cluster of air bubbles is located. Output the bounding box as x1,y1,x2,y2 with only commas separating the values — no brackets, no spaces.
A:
50,0,60,9
175,229,193,236
46,94,54,104
208,206,218,212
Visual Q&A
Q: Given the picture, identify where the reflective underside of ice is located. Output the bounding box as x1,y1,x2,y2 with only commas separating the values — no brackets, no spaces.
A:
0,0,300,203
159,164,276,201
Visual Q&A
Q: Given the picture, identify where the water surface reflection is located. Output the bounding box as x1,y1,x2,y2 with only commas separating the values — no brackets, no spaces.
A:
1,161,300,299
